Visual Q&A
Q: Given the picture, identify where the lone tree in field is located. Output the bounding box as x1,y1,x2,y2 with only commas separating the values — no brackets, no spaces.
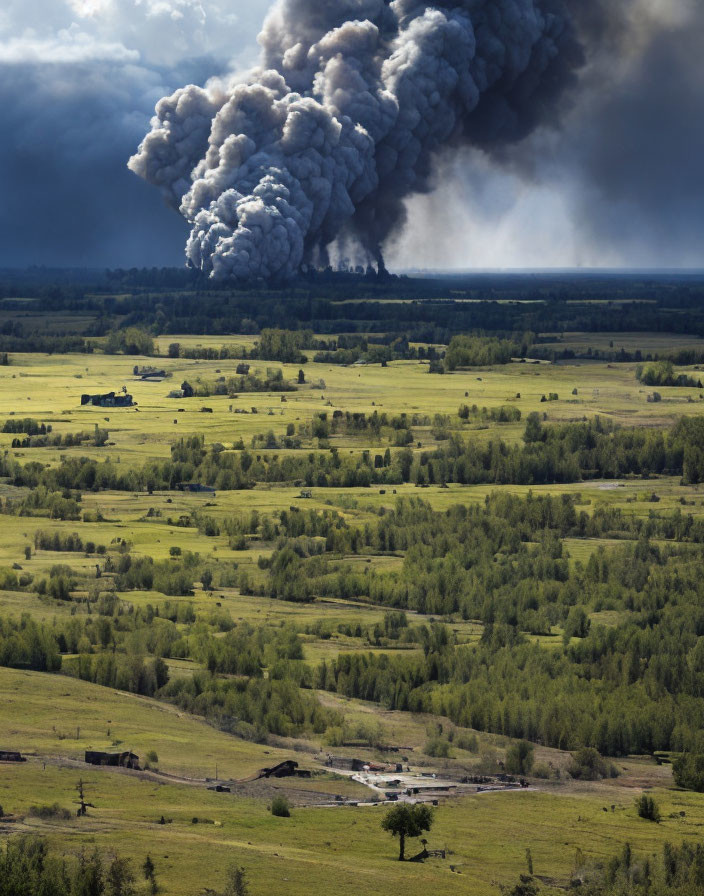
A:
381,803,433,861
222,863,249,896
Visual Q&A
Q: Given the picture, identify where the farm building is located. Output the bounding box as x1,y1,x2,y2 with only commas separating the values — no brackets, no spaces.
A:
85,750,140,769
81,392,134,408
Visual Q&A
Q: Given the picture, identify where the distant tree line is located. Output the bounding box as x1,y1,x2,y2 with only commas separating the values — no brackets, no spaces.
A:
7,270,704,348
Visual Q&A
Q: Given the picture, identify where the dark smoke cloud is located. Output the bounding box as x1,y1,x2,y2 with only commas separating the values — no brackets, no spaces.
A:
130,0,592,281
1,0,698,272
393,0,704,270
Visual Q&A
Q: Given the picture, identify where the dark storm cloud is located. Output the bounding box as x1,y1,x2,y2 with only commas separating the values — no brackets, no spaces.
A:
0,0,269,269
0,62,190,268
561,7,704,263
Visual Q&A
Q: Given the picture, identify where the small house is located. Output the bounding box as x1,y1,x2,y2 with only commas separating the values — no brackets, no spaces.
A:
85,750,140,770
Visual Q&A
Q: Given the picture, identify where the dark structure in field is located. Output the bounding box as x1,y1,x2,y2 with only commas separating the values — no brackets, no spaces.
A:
177,483,216,494
0,750,26,762
81,392,134,408
85,750,140,769
325,756,367,772
258,760,310,779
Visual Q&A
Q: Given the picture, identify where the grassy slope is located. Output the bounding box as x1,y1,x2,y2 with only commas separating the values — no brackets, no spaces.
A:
1,670,702,896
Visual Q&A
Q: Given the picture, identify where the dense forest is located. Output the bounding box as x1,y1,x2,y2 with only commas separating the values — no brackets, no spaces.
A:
8,484,704,757
4,396,704,758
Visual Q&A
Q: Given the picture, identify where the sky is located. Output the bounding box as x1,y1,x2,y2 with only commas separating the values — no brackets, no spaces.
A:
0,0,702,271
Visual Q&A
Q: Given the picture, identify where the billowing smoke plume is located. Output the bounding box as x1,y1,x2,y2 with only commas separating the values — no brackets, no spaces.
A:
129,0,589,281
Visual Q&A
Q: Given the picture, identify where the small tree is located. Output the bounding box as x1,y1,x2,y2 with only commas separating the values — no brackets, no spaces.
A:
297,369,306,384
673,751,704,791
143,855,158,894
223,864,249,896
523,412,543,443
381,803,433,861
106,856,136,896
501,876,539,896
505,741,534,776
563,606,591,643
636,794,660,823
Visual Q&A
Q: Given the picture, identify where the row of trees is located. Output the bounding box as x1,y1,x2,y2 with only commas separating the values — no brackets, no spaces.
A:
3,414,704,502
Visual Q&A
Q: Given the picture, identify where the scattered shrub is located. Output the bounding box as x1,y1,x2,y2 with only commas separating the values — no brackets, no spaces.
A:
454,732,479,753
505,741,534,776
271,796,291,818
424,737,453,758
568,747,619,781
673,751,704,792
29,804,71,820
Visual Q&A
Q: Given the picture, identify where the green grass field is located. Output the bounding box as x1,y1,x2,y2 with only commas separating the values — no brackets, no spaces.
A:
3,333,704,893
1,669,700,896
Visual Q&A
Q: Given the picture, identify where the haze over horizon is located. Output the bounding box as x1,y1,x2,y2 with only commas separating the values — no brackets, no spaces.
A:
1,0,702,272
